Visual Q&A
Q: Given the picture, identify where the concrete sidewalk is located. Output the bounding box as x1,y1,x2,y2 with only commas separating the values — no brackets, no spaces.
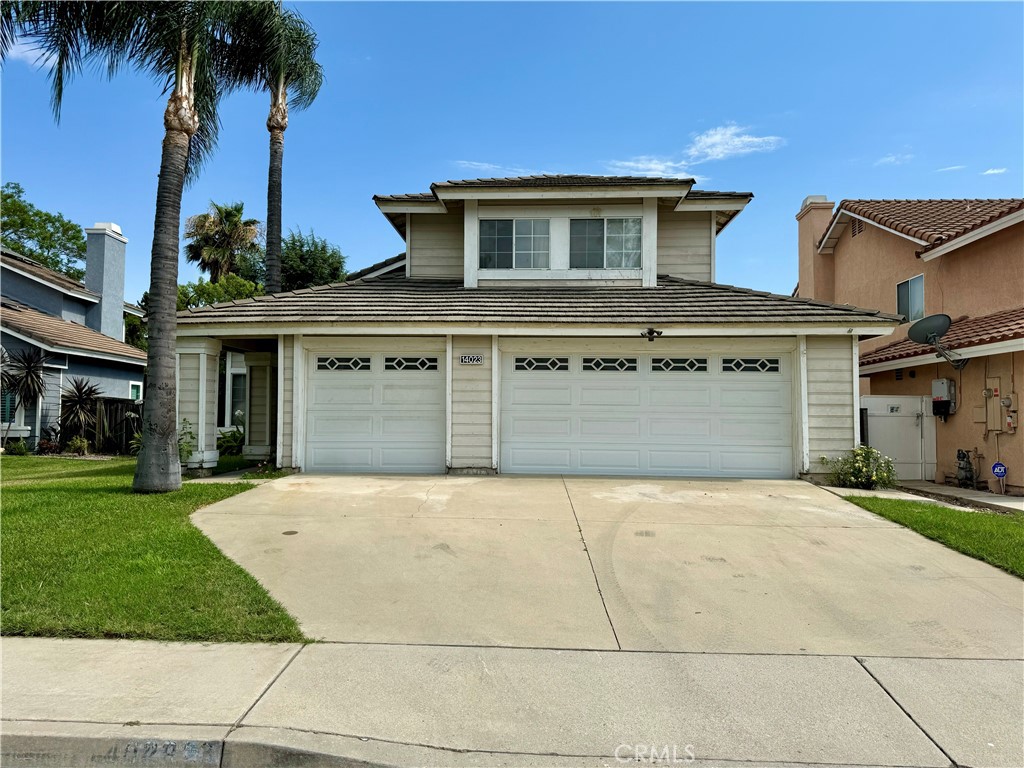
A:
3,637,1021,768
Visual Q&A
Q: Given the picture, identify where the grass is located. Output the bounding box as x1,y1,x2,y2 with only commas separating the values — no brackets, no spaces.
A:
242,467,291,480
846,496,1024,579
1,456,306,642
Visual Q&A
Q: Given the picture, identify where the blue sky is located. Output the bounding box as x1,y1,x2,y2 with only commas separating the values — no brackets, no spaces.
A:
3,1,1022,304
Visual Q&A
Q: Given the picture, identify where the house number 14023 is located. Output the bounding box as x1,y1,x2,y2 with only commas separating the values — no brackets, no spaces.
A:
460,355,484,365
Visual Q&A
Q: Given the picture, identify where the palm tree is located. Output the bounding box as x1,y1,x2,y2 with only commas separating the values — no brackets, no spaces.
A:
184,201,262,283
2,347,49,445
16,1,281,492
262,8,322,293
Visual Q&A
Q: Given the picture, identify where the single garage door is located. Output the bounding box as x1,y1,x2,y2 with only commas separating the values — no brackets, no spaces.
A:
501,348,793,477
305,349,445,472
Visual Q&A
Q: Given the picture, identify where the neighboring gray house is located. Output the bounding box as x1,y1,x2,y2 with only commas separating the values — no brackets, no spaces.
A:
1,223,146,445
176,175,901,478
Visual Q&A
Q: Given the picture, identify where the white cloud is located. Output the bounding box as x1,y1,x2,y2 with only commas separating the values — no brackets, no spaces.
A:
684,124,785,163
935,165,966,172
453,160,539,177
5,41,55,69
606,123,783,180
874,153,914,167
982,167,1007,175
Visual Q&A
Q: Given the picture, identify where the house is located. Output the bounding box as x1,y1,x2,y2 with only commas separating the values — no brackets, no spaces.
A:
795,196,1023,493
175,175,898,478
1,223,147,445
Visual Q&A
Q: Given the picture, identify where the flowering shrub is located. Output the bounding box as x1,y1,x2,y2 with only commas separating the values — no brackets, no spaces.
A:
820,445,897,490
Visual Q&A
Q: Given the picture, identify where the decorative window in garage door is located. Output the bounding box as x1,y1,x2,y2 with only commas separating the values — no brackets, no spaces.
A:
651,357,708,373
722,357,781,373
582,357,638,372
384,357,439,371
514,357,569,371
317,356,371,371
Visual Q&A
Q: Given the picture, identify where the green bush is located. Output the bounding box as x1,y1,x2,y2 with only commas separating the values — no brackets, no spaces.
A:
216,427,245,456
4,439,30,456
178,419,196,464
820,445,897,490
66,436,89,456
129,432,143,456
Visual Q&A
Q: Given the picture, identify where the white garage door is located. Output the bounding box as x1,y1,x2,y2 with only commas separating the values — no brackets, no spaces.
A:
305,350,445,472
501,348,794,477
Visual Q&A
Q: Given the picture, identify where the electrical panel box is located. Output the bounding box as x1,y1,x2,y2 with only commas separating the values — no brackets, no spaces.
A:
931,378,956,417
986,377,1002,432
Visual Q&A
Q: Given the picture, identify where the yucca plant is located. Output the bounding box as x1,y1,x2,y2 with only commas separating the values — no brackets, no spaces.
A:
2,346,49,445
60,376,102,442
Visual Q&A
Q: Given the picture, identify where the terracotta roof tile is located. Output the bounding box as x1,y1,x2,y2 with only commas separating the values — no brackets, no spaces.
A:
178,277,899,327
1,299,147,363
820,199,1024,252
860,307,1024,366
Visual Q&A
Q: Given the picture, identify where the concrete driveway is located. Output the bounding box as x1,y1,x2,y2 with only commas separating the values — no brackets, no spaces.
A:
192,475,1022,658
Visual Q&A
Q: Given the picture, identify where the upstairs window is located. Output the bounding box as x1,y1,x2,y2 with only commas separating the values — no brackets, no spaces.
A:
570,217,642,269
896,274,924,322
480,219,550,269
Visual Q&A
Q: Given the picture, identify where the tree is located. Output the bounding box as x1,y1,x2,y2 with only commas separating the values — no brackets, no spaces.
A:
17,1,283,492
177,274,263,310
1,346,49,445
280,228,345,291
184,200,261,283
1,181,86,280
261,8,322,293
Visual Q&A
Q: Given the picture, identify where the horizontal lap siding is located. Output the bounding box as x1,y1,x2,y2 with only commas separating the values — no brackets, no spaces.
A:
249,366,269,445
281,336,293,467
806,336,855,468
410,212,463,280
451,335,492,468
204,355,219,451
657,210,712,281
177,354,200,428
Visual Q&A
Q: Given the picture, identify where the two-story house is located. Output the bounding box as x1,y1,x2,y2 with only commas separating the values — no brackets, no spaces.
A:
175,175,897,478
1,223,147,445
796,196,1023,493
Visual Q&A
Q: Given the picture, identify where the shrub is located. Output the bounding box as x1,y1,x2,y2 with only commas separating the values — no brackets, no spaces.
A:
820,445,897,490
217,427,245,456
66,436,89,456
4,439,30,456
178,419,196,464
36,438,61,455
129,431,143,456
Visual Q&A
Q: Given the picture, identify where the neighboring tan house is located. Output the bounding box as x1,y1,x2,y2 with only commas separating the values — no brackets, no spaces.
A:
0,224,147,445
175,175,898,478
795,196,1023,493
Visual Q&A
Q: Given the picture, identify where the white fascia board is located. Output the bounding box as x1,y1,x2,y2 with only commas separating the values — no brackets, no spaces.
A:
123,304,145,318
357,259,407,280
178,322,898,339
0,325,146,366
919,210,1024,262
374,200,448,215
2,263,100,304
818,210,930,254
434,185,693,202
673,199,749,213
860,337,1024,374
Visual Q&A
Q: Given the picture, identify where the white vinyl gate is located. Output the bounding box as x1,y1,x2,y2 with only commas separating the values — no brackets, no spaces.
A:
861,395,937,481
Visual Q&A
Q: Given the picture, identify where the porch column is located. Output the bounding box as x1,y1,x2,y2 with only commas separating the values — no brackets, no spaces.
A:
243,352,274,460
175,337,222,472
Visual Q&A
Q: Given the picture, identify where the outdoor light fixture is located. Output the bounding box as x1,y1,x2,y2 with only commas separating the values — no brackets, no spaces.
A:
641,328,663,342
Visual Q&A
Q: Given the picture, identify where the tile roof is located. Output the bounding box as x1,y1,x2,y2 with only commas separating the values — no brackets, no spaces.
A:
821,199,1024,253
860,307,1024,366
1,299,147,363
178,277,899,327
1,246,99,298
345,253,407,281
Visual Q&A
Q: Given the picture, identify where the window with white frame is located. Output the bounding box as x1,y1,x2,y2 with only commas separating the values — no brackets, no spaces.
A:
218,351,248,429
1,388,18,424
129,381,143,401
570,217,642,268
896,275,924,322
479,219,550,269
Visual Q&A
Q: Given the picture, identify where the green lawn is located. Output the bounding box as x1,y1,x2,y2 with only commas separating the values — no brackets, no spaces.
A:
846,496,1024,579
1,456,305,642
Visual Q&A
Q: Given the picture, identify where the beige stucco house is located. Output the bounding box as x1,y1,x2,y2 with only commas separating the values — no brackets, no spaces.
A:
175,175,898,479
796,196,1023,493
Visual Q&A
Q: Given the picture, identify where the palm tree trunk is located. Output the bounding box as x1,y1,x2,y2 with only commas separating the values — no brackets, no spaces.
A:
265,86,287,294
133,60,199,492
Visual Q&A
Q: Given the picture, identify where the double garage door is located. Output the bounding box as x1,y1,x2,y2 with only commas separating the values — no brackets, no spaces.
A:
304,341,793,477
501,348,793,477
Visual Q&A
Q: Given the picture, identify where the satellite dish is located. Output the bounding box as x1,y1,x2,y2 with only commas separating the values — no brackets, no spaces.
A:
907,313,967,369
